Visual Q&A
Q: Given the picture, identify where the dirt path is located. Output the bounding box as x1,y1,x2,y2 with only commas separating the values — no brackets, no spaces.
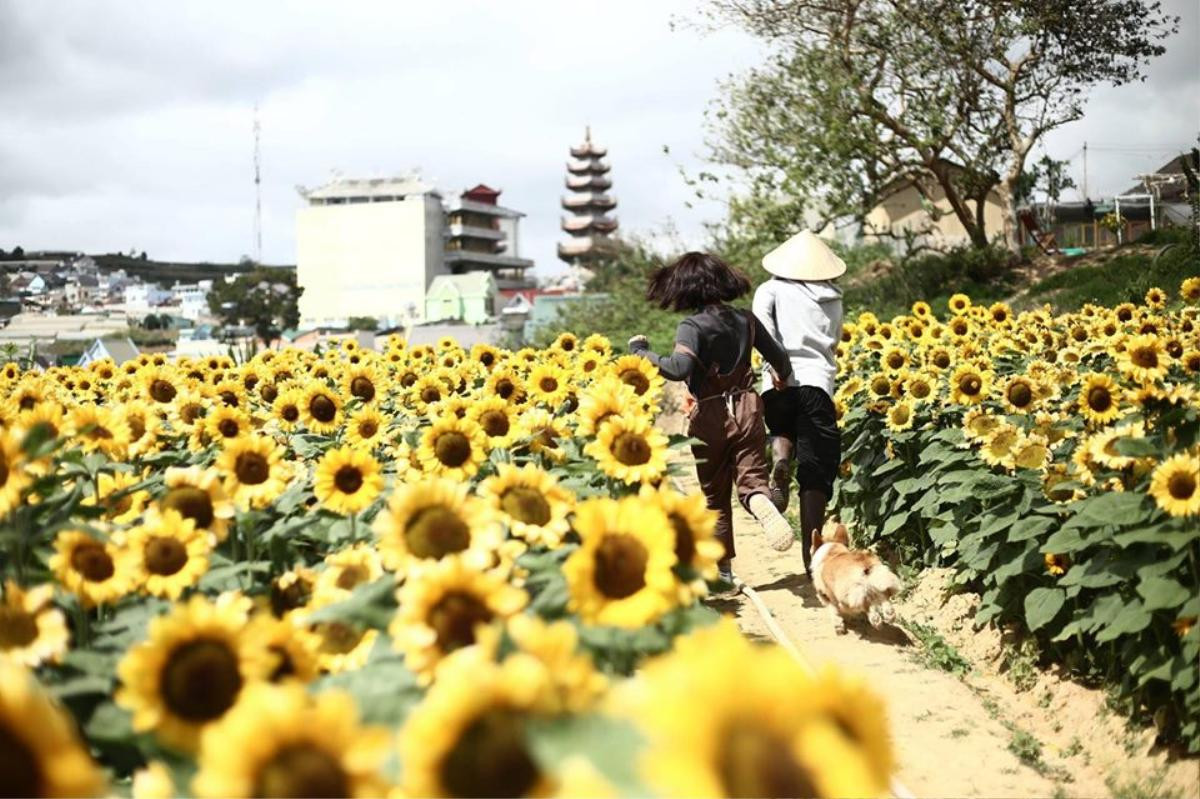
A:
675,465,1073,798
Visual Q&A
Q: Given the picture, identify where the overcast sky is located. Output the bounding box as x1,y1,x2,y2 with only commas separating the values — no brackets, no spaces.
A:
1,0,1196,276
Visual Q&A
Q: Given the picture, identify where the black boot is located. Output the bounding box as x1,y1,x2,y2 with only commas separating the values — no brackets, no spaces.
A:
799,488,827,577
769,437,793,512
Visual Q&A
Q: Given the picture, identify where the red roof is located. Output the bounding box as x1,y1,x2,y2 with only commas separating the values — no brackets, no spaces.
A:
463,184,501,205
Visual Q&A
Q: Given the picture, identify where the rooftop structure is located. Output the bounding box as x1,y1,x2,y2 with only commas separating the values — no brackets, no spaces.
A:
559,128,620,265
444,184,534,289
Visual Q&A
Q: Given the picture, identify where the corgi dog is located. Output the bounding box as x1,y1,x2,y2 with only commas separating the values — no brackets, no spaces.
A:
810,522,902,635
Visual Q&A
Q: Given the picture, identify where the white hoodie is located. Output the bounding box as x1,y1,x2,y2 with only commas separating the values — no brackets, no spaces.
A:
752,278,843,397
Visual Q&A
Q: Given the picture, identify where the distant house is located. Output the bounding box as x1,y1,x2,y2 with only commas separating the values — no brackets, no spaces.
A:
65,274,100,306
863,162,1005,251
124,282,172,310
1122,152,1196,229
423,272,498,325
78,337,140,367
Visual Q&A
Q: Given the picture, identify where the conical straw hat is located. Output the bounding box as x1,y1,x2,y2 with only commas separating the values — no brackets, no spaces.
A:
762,230,846,281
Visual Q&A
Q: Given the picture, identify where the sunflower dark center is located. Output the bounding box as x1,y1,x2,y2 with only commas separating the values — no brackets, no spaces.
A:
892,405,912,425
495,379,515,399
1087,386,1112,412
593,534,648,599
333,465,364,495
0,454,8,487
480,411,510,438
428,591,494,653
107,492,133,517
127,416,147,442
717,721,818,799
441,710,539,799
1132,347,1158,369
0,608,39,649
281,404,300,423
358,420,378,438
1008,383,1033,407
910,381,931,399
70,542,114,582
160,638,242,722
480,352,495,367
612,432,651,466
261,383,279,403
150,379,176,403
219,391,238,407
959,375,982,395
162,487,215,528
1168,472,1196,501
18,396,35,410
144,537,189,576
619,369,650,395
253,743,349,799
309,395,337,423
405,506,471,559
235,452,270,485
350,377,375,402
500,486,551,526
270,579,311,617
871,377,890,396
434,432,472,468
669,514,696,565
886,353,904,369
335,564,369,591
181,403,203,425
217,419,240,438
421,387,442,404
401,372,418,388
0,723,41,799
934,353,951,368
538,377,558,393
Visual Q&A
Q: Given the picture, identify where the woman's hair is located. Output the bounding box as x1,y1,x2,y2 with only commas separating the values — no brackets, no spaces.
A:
645,251,751,312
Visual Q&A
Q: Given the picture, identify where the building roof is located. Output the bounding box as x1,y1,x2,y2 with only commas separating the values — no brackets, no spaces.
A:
87,337,140,365
427,271,497,300
462,184,501,205
406,321,502,348
297,174,438,202
1122,152,1196,202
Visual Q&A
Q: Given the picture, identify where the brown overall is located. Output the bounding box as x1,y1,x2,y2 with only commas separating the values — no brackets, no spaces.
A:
681,310,771,562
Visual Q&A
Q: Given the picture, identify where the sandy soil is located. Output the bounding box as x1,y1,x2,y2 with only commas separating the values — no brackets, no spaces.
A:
659,393,1198,798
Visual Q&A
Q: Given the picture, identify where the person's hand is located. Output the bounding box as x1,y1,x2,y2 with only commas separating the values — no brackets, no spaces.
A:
628,335,649,352
770,368,787,391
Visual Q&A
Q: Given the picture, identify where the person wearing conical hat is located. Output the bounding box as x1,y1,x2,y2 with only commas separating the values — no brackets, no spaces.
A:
752,230,845,576
628,252,799,586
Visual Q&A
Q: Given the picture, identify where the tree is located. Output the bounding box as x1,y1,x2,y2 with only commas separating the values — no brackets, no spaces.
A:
696,0,1177,250
208,268,303,347
347,316,379,331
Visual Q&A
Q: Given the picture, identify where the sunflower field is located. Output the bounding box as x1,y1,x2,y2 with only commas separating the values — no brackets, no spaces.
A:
0,333,893,798
832,277,1200,751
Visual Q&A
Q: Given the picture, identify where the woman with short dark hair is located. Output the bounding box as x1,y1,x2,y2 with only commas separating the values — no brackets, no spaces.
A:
630,251,797,583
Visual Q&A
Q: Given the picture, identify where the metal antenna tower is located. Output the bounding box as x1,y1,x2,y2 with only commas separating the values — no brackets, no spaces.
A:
253,104,263,263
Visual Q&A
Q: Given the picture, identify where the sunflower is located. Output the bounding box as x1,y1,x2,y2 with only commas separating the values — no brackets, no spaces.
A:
125,511,211,600
391,557,527,681
949,364,992,405
903,372,937,404
946,315,973,341
299,384,343,434
585,414,669,485
880,346,909,374
49,530,133,608
158,465,236,543
210,380,248,410
117,398,163,458
1148,452,1200,517
1181,276,1200,304
0,581,69,667
342,362,386,406
574,350,605,381
410,372,451,415
478,464,574,548
0,661,107,797
140,364,182,406
398,646,557,798
246,613,321,684
525,363,572,407
1088,422,1145,470
885,400,916,433
373,478,501,572
609,354,665,400
192,682,390,799
575,375,639,437
1078,373,1123,425
468,396,521,448
0,431,29,518
1044,553,1069,576
313,544,386,604
217,434,290,510
271,387,304,431
269,568,318,619
1118,334,1168,384
116,595,269,752
925,345,954,372
1144,286,1167,309
470,342,503,371
623,620,892,799
517,408,569,462
207,405,253,444
484,367,527,405
1002,375,1039,414
170,389,210,432
417,415,489,481
979,423,1020,470
641,483,723,586
306,621,379,674
69,404,130,457
346,406,389,449
313,446,384,516
1011,433,1051,472
563,496,679,628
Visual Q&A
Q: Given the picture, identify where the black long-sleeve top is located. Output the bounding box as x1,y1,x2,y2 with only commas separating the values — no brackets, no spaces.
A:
630,304,793,396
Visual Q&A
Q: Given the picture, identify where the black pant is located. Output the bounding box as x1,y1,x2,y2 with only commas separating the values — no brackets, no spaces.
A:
762,386,840,498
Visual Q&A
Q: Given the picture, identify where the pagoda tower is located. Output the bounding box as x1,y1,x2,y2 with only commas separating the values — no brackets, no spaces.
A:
558,127,619,265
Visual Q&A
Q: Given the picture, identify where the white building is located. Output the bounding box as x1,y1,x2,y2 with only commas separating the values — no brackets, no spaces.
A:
295,175,533,327
172,280,212,320
124,282,172,311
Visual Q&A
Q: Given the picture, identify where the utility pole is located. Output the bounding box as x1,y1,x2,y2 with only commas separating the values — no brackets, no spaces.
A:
1082,141,1088,201
253,101,262,263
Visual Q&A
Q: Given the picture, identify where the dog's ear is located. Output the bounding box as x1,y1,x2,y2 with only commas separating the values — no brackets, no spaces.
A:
831,523,850,545
811,528,824,552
